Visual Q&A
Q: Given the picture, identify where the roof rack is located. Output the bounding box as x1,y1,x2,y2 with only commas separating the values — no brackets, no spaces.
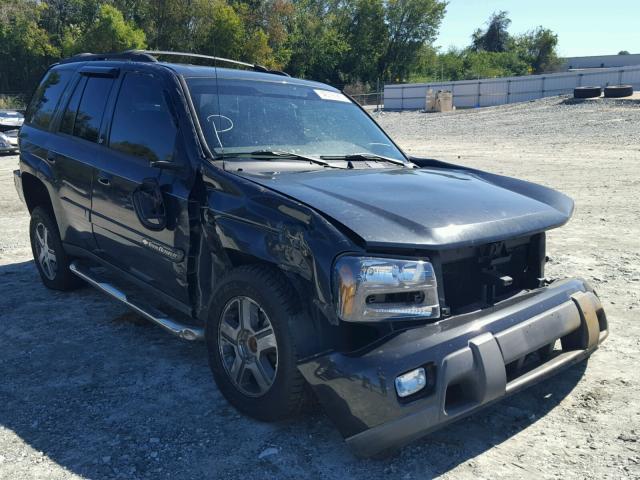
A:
58,51,158,64
58,50,290,77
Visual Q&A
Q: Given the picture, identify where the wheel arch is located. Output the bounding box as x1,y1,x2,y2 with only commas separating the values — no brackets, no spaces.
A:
21,172,54,216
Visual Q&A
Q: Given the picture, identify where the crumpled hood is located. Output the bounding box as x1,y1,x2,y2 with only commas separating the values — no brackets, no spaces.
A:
240,167,574,249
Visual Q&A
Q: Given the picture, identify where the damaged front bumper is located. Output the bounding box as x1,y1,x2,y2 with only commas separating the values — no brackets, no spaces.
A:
298,278,608,457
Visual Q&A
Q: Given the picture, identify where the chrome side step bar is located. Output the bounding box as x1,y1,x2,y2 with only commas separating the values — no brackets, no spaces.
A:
70,262,204,341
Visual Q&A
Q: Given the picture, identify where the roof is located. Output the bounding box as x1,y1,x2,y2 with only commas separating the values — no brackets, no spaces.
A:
162,63,337,91
52,50,337,92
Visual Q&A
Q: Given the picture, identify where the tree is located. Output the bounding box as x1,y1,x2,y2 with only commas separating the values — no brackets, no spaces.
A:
0,0,59,92
337,0,388,84
472,10,511,53
74,4,146,53
285,0,349,84
618,50,630,55
381,0,447,81
513,27,560,73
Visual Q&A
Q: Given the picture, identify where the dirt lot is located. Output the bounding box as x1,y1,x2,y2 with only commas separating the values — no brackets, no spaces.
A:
1,95,639,479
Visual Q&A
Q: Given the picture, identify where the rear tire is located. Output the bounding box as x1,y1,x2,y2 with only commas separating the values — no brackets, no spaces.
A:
205,265,307,421
573,86,601,99
29,206,82,291
604,85,633,98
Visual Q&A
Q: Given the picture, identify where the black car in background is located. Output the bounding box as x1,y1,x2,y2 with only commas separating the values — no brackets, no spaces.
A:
14,51,608,457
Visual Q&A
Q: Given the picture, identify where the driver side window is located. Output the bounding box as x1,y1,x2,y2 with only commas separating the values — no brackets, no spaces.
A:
109,73,177,162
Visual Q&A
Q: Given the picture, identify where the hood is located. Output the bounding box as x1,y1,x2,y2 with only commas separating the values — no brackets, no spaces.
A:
239,167,574,249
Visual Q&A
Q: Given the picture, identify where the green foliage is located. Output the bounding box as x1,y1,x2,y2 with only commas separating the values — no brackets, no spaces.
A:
337,0,387,84
417,11,561,83
285,0,350,84
472,10,511,53
410,47,528,83
0,95,27,109
72,4,146,53
382,0,447,81
618,50,630,55
512,27,560,73
0,1,59,92
0,0,562,95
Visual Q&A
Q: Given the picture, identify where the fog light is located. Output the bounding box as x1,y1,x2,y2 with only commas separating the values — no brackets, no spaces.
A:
395,367,427,398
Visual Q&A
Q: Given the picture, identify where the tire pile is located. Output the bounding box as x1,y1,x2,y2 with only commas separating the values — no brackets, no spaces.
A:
574,85,634,99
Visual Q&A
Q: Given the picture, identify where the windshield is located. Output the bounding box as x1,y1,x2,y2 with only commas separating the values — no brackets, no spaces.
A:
186,77,405,161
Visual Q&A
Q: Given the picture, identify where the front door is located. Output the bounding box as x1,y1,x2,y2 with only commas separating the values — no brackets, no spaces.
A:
90,70,192,305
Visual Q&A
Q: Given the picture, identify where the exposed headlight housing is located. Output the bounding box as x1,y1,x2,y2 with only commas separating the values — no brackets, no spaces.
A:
333,256,440,322
395,368,427,398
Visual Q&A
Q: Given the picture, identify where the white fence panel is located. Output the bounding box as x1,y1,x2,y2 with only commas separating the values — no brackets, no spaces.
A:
621,69,640,87
581,71,618,87
384,65,640,110
544,75,577,94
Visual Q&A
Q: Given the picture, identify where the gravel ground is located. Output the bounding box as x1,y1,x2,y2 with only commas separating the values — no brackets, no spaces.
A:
1,94,639,479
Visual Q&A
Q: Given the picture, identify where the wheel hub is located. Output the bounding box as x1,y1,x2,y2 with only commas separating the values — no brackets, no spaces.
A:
237,330,259,360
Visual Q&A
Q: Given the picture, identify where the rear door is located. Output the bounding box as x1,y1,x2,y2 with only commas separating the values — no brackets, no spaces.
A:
51,68,117,250
19,67,76,237
90,69,192,304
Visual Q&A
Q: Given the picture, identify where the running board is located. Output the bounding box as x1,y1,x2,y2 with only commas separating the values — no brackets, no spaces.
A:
69,262,204,341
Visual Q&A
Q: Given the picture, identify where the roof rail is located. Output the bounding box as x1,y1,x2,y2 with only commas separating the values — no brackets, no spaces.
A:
140,50,290,77
58,51,158,64
58,49,290,77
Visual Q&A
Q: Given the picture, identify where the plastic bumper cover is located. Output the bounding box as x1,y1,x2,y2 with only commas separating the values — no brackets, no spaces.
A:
298,278,608,457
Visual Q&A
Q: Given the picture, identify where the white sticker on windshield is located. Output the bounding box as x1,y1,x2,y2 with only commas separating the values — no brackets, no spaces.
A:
314,89,350,103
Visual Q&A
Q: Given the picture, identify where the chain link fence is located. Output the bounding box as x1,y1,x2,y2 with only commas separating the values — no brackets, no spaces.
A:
349,91,384,110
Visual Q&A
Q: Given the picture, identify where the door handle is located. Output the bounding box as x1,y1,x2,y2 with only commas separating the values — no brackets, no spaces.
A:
97,172,112,186
132,178,167,231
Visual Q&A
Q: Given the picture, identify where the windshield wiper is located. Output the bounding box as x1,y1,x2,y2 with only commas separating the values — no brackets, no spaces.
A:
319,153,407,166
228,150,340,168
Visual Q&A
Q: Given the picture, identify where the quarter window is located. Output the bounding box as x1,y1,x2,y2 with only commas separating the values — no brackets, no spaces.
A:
26,69,73,129
109,73,177,162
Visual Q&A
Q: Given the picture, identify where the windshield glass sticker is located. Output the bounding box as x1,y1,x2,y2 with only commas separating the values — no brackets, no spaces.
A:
314,89,350,103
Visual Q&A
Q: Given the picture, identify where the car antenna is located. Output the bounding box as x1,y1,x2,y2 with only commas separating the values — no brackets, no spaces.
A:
212,40,225,170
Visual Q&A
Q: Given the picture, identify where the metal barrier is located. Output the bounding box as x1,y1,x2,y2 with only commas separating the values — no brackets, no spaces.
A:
384,65,640,110
349,91,384,110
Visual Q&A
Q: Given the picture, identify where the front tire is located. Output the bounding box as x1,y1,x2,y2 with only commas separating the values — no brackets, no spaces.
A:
205,265,307,421
29,206,82,291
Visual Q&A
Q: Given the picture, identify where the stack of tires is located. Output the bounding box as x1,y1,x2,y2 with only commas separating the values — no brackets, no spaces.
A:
573,85,634,99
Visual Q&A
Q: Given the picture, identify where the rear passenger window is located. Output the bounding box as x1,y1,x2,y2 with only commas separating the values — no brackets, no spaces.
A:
60,77,87,135
26,69,73,129
109,73,177,162
72,77,114,143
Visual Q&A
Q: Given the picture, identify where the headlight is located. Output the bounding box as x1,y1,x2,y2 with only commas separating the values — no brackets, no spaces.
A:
333,256,440,322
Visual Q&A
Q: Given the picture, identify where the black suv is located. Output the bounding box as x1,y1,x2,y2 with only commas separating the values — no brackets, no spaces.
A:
14,51,608,457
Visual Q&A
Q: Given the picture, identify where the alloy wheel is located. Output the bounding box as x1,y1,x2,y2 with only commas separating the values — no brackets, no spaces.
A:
34,222,57,280
218,296,279,397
